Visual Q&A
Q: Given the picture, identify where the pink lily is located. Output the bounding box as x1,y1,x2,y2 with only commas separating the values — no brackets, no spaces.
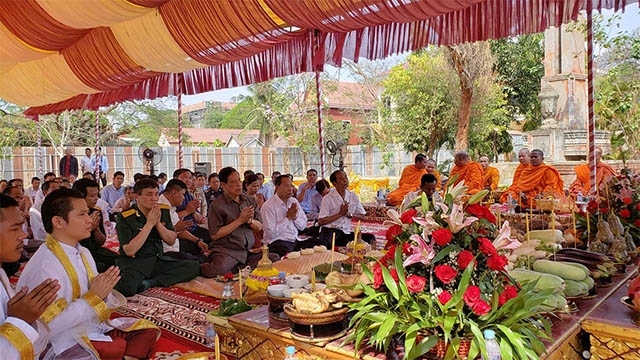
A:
493,221,522,251
413,213,441,235
403,234,436,267
442,203,477,233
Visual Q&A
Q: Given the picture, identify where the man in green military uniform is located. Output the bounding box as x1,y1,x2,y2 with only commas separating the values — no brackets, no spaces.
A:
72,178,118,272
114,178,200,296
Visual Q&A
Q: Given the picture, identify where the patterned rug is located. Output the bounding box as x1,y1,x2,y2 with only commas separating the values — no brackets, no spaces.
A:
112,286,221,359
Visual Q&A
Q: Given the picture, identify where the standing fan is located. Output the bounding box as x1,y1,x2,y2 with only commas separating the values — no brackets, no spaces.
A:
326,140,345,170
138,143,163,175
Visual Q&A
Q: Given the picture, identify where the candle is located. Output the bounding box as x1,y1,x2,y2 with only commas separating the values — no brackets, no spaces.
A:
215,334,220,360
525,213,530,268
586,212,591,245
311,270,316,292
238,271,243,300
330,232,336,272
572,204,577,248
551,210,556,260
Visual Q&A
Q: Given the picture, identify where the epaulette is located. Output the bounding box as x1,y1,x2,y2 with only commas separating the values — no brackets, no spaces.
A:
159,204,170,210
121,208,136,218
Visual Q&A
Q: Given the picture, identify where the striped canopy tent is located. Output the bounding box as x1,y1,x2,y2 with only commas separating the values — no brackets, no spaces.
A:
0,0,636,178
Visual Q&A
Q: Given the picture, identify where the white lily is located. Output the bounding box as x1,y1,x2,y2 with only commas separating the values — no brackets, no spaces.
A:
383,208,403,227
492,221,522,251
446,180,468,199
442,203,477,233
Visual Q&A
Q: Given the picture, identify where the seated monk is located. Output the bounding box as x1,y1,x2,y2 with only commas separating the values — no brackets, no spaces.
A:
387,153,428,206
500,149,565,207
447,151,483,194
512,148,530,185
479,156,500,191
569,147,616,197
426,159,442,191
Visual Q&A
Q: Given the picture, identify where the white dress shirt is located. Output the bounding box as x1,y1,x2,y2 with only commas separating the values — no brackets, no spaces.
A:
159,194,180,253
318,188,365,234
29,207,46,242
260,195,307,244
0,269,45,359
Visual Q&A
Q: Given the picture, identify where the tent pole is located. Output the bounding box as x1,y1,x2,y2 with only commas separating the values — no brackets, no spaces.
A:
587,2,596,197
316,70,325,178
178,77,184,169
95,110,101,185
36,115,43,179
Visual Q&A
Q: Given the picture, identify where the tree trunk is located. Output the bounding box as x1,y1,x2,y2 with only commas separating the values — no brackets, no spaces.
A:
447,46,474,151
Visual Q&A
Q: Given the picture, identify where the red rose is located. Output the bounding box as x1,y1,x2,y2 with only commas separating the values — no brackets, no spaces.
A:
487,254,509,271
621,209,631,218
373,263,383,289
438,291,453,304
380,245,395,265
478,237,497,256
600,207,609,214
432,228,453,247
472,299,492,315
386,224,402,242
457,250,475,270
406,275,427,293
634,219,640,228
623,197,633,205
636,203,640,211
400,208,418,224
223,272,234,280
466,204,497,224
463,285,481,307
402,242,412,254
498,285,519,305
389,268,399,283
434,265,458,284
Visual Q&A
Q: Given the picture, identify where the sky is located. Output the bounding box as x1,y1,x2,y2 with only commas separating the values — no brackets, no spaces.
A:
182,5,639,106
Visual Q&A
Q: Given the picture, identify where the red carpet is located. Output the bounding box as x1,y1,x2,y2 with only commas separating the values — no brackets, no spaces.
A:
112,286,221,359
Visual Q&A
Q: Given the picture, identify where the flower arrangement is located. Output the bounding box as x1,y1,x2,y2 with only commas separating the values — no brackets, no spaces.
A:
347,183,553,360
596,170,640,239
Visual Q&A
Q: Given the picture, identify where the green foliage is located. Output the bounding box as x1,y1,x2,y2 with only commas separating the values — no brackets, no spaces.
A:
468,83,514,161
382,49,459,157
202,104,228,128
116,101,184,145
489,33,544,131
220,99,258,129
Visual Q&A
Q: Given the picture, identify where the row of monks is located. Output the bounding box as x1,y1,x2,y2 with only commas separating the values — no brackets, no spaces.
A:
387,148,616,208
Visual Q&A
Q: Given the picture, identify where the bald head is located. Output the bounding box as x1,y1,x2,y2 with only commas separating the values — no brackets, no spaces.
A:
595,147,603,163
529,149,544,166
479,156,490,169
454,151,470,167
518,148,530,166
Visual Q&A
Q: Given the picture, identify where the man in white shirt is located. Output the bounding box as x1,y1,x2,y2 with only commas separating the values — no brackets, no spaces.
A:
18,188,160,359
0,193,60,359
158,179,208,261
259,171,279,201
318,170,375,247
80,147,94,175
24,177,40,203
261,175,317,257
30,179,61,245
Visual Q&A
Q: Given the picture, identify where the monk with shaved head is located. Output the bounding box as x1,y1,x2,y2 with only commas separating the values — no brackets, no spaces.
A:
569,147,616,197
500,149,564,207
446,151,483,194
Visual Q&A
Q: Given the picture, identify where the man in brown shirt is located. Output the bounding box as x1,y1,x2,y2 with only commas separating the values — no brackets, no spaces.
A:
200,167,278,278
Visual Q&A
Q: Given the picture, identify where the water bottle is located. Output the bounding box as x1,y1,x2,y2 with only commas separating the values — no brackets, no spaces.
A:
482,329,501,360
205,322,216,348
284,346,299,360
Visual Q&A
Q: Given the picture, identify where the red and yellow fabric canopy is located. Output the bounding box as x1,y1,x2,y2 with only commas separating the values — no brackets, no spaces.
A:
0,0,634,116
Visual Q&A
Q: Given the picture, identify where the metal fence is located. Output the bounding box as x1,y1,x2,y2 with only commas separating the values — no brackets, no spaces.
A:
0,145,416,182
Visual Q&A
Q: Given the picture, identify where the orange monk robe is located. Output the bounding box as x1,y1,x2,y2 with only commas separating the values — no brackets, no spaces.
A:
569,162,617,196
387,164,427,206
500,164,565,207
429,170,442,191
511,164,528,186
448,162,484,195
482,166,500,191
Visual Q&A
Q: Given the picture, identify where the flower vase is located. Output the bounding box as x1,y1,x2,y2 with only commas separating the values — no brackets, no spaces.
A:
428,337,473,359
